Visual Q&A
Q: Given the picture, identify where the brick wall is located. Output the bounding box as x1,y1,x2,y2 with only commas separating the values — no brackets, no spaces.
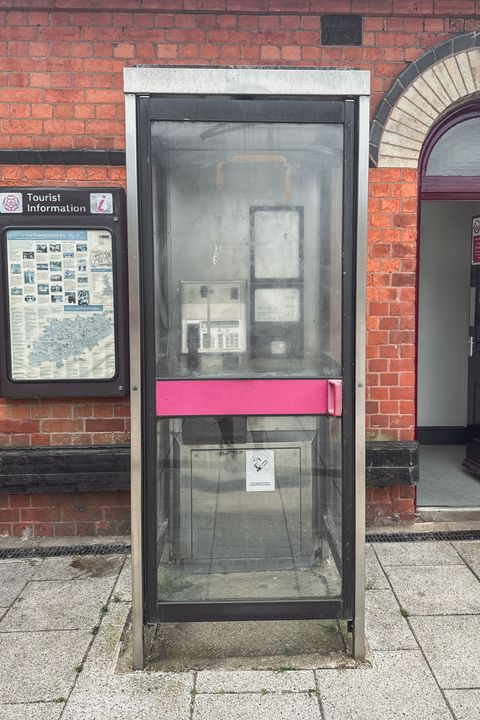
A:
0,3,479,153
1,0,474,532
367,167,417,443
0,490,130,538
366,484,417,526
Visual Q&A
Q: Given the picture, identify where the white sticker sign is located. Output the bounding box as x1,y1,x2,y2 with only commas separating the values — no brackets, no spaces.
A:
254,287,300,322
246,449,275,492
90,192,113,214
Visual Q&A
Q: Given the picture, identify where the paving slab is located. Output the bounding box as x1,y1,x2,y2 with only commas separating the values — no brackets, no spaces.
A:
196,669,316,693
410,615,480,689
30,555,124,582
57,592,193,720
452,540,480,565
0,630,90,703
316,650,452,720
365,589,417,650
0,704,63,720
0,560,39,606
365,544,389,590
74,598,132,688
0,576,115,631
193,692,321,720
63,672,194,720
386,565,480,615
444,689,480,720
374,541,461,566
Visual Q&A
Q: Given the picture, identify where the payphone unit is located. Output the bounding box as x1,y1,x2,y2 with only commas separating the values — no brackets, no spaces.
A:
180,280,247,372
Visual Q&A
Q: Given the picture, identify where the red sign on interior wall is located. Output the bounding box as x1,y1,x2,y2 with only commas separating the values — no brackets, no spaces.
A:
472,216,480,265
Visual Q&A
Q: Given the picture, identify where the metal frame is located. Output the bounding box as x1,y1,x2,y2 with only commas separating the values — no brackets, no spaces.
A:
354,94,369,661
124,67,370,97
125,93,144,670
125,67,369,669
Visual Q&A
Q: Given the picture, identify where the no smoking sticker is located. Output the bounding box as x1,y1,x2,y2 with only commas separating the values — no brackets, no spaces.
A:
246,449,275,492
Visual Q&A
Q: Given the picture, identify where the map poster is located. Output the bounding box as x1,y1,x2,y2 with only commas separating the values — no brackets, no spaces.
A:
6,228,116,381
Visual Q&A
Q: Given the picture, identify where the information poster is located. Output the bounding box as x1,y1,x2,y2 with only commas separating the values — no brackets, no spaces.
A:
254,287,300,322
246,449,275,492
6,228,116,381
472,216,480,265
253,208,300,279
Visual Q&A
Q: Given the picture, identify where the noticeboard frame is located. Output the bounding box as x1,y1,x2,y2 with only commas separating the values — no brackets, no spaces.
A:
0,187,128,398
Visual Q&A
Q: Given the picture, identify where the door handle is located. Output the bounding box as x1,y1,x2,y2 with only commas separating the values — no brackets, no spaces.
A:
469,336,474,357
327,379,343,417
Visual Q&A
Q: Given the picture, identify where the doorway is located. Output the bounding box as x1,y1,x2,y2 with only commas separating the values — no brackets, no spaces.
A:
417,200,480,508
416,102,480,508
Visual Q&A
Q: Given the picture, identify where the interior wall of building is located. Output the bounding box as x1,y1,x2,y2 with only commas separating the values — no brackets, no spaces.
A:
417,201,480,428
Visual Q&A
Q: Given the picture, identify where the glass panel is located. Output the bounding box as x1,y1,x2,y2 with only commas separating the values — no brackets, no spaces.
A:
151,121,343,378
427,117,480,176
156,415,342,602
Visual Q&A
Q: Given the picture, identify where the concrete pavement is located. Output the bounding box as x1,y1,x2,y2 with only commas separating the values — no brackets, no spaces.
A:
0,538,479,719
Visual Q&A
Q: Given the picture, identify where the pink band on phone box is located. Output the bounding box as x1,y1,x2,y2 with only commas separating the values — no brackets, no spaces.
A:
156,378,342,417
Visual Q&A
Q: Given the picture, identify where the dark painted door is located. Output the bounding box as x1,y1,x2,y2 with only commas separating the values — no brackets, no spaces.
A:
465,216,480,473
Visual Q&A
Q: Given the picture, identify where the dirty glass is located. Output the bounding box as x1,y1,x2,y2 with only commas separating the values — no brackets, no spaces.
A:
151,121,343,379
156,414,342,603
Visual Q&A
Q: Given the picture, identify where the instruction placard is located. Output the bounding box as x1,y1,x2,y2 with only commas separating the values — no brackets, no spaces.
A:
6,228,116,381
246,449,275,492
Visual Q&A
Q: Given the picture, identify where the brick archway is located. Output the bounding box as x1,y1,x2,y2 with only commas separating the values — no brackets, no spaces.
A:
370,32,480,168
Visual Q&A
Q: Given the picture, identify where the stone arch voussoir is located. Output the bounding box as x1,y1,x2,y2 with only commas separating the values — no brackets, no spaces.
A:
370,32,480,168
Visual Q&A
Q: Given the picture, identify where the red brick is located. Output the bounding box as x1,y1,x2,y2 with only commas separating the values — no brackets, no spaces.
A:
0,419,40,433
104,507,130,521
0,508,20,522
75,521,100,536
378,317,399,330
380,401,399,414
396,484,416,499
41,419,83,433
435,0,474,13
156,43,178,58
390,387,415,400
61,506,104,522
380,373,399,386
392,498,415,514
85,419,125,432
20,507,62,523
32,523,55,536
53,523,77,537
